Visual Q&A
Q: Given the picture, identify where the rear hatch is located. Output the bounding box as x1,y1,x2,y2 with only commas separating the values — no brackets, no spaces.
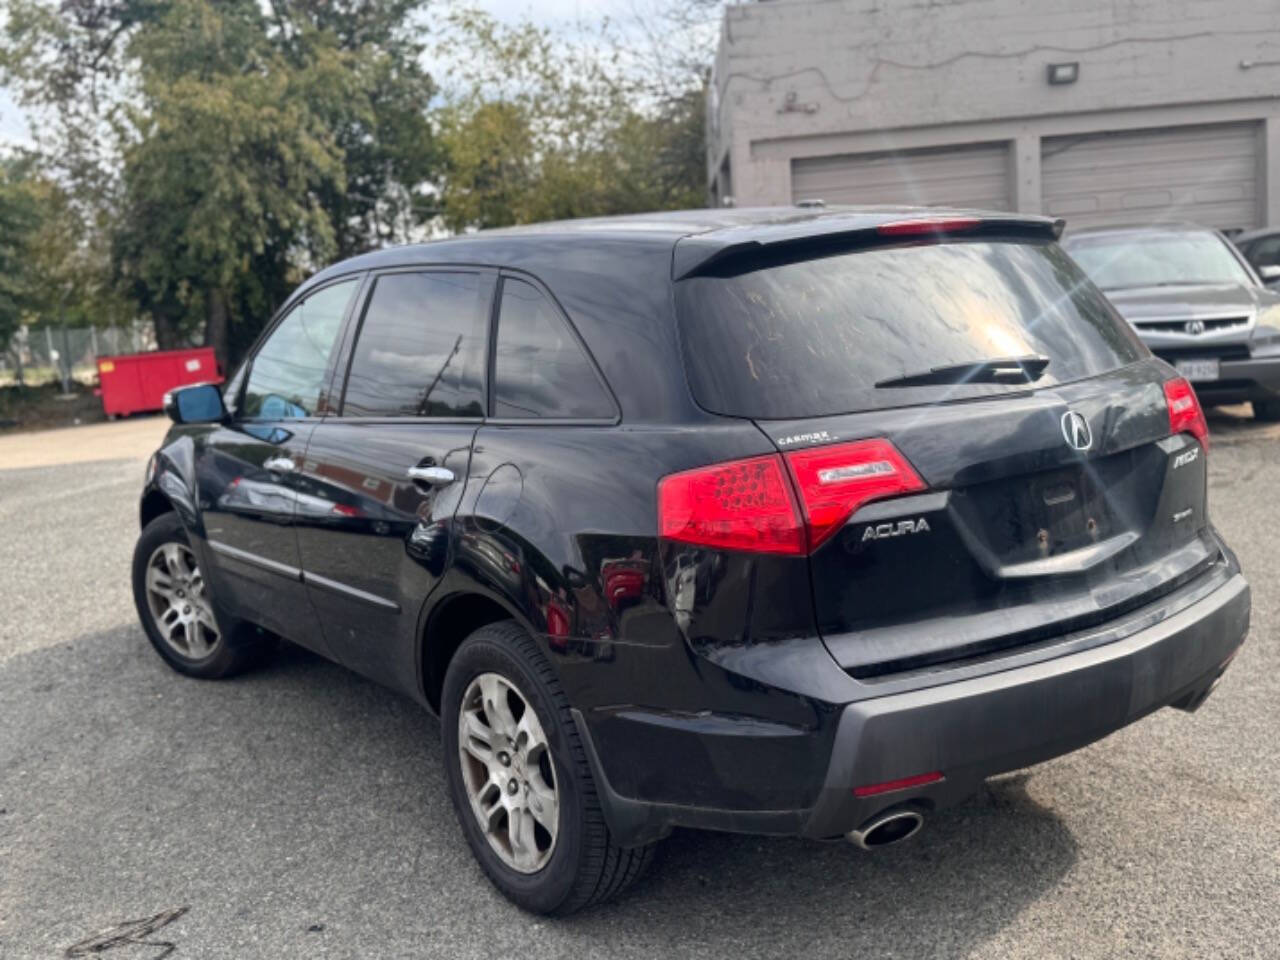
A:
675,220,1216,678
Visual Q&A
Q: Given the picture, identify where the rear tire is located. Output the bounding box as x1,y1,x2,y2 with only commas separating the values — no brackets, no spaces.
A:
1253,398,1280,422
441,620,655,914
131,512,262,679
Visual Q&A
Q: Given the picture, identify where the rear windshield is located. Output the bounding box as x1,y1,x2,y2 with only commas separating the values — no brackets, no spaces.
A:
675,239,1145,419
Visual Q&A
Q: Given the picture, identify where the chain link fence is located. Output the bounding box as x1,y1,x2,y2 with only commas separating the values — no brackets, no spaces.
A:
1,322,158,388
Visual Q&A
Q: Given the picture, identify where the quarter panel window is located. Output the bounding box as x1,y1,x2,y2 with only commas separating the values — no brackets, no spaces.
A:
493,278,613,419
342,272,487,418
242,279,357,419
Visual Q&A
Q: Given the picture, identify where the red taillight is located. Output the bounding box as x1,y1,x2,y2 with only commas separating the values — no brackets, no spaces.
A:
1164,377,1209,452
784,439,927,550
853,771,944,798
877,217,980,237
658,454,806,556
658,439,925,556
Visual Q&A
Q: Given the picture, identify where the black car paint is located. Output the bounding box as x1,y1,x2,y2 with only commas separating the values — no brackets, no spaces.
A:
140,207,1249,847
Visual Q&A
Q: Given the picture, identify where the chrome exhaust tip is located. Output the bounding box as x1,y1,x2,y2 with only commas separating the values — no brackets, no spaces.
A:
848,808,924,850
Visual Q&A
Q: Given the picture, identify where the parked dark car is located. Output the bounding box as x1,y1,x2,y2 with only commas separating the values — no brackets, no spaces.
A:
1062,223,1280,419
1233,225,1280,287
133,207,1250,914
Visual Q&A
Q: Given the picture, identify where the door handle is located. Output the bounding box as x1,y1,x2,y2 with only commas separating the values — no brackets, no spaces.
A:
264,456,297,474
407,465,455,487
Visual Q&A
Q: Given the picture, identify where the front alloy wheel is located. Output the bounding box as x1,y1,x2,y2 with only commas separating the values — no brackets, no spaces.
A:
144,542,221,660
131,511,263,679
457,672,560,873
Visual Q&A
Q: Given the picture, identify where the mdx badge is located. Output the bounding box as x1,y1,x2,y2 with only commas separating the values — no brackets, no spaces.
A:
862,517,931,542
1061,410,1093,452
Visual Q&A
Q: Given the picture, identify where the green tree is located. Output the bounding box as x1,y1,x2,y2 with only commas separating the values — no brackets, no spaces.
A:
3,0,439,367
433,6,708,232
265,0,440,258
0,154,127,371
4,0,713,366
0,157,40,354
112,0,344,361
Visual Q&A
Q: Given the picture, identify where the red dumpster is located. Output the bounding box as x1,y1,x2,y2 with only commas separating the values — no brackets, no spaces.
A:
95,347,223,418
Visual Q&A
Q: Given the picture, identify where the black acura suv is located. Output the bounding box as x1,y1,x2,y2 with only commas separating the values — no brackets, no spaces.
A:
133,207,1250,914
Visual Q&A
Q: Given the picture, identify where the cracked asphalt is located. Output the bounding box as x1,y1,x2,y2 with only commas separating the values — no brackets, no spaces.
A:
1,410,1278,959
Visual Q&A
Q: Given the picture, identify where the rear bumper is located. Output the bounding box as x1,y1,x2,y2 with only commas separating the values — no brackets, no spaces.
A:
581,571,1250,847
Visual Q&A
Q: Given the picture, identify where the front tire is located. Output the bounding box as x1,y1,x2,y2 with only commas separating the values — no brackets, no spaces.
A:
441,621,655,914
131,512,260,679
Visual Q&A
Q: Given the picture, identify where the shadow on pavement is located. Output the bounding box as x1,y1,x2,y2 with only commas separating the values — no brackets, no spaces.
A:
582,775,1077,956
1204,403,1279,443
1,624,1078,959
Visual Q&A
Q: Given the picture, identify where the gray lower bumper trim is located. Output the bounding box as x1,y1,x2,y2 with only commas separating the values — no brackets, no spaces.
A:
803,573,1250,837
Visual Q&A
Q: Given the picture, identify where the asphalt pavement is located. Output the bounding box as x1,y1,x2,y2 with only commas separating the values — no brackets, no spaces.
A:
1,411,1278,959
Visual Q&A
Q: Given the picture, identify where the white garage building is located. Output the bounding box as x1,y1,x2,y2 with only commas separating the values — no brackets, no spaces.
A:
708,0,1280,231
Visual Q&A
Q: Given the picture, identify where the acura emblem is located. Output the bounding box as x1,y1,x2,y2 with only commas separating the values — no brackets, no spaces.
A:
1061,411,1093,451
1184,319,1206,335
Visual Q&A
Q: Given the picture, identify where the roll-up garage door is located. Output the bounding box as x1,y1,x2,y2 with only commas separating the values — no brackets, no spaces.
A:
1042,123,1261,232
791,142,1012,211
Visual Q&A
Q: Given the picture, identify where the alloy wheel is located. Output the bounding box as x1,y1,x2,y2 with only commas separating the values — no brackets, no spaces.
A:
144,542,221,660
457,672,560,873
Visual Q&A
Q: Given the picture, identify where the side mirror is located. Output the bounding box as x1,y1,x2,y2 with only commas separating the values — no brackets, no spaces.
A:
164,382,227,424
1259,265,1280,285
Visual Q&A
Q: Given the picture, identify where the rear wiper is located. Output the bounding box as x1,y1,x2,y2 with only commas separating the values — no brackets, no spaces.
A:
876,355,1050,388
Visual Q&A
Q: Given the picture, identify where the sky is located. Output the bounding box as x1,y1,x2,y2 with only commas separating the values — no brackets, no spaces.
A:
0,0,645,150
1,87,26,146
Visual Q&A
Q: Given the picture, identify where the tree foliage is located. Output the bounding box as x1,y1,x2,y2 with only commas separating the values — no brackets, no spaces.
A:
434,6,707,232
1,0,714,365
0,153,129,358
113,0,346,358
2,0,438,365
0,157,41,351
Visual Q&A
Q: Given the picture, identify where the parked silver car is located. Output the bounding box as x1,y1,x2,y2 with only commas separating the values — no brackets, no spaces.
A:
1064,223,1280,420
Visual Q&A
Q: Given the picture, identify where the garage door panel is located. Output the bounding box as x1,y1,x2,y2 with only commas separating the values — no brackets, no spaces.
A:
1045,132,1257,172
1043,123,1260,231
1044,155,1258,195
792,143,1011,211
1046,156,1258,193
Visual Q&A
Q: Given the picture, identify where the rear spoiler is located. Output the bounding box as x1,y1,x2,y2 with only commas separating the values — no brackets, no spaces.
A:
672,213,1066,280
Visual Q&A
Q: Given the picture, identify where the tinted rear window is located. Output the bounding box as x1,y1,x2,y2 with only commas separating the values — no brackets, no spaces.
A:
675,240,1144,419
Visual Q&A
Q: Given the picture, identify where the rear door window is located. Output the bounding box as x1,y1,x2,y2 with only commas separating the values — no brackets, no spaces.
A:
341,271,488,418
675,239,1144,419
492,277,614,419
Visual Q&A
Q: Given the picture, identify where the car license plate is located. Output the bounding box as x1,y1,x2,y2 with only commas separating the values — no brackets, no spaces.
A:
1175,359,1220,382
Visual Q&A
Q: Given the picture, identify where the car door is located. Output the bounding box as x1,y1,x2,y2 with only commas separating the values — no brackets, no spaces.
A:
295,268,492,690
198,276,361,649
